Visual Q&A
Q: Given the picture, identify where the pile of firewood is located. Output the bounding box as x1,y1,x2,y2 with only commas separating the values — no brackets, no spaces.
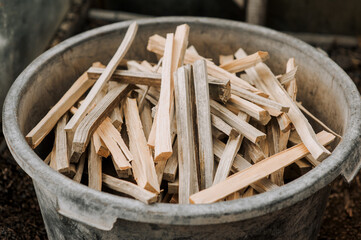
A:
26,22,340,204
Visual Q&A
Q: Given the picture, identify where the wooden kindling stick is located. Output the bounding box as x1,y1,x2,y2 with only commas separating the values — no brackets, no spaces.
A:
65,22,138,133
190,131,336,204
174,65,199,204
192,59,214,189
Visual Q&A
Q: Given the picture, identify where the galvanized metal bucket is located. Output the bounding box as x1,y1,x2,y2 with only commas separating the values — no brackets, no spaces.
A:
3,17,361,239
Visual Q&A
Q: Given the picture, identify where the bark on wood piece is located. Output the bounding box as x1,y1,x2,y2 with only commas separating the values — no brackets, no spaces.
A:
26,71,95,148
163,139,178,182
168,178,179,194
231,84,289,113
93,130,110,158
88,138,102,191
174,66,199,204
220,51,269,73
190,131,335,204
140,100,153,140
154,33,174,162
124,98,160,193
193,59,214,189
285,58,298,101
210,100,266,143
296,101,342,139
88,67,162,87
219,54,234,65
147,34,265,96
72,153,86,183
227,94,271,125
65,22,138,132
70,84,132,162
253,62,330,161
213,130,243,185
54,113,70,173
102,174,157,204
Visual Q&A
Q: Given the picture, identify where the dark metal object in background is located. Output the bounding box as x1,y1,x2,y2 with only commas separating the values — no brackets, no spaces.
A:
0,0,71,116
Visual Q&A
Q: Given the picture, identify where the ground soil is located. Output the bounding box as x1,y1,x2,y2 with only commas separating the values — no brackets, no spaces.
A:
0,25,360,240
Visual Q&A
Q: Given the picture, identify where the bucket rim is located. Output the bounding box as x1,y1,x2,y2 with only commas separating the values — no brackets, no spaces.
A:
3,16,361,226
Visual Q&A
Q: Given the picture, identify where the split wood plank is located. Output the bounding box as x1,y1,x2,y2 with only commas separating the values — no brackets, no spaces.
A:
234,48,292,133
211,114,233,136
219,54,234,65
208,77,231,103
242,187,255,198
279,66,298,85
73,153,86,183
88,67,162,86
210,99,266,143
140,100,153,140
71,84,132,163
88,138,102,191
154,33,174,162
213,130,243,185
289,130,321,167
168,178,179,194
44,152,51,165
213,137,278,193
102,174,158,204
26,71,95,148
285,58,298,101
93,130,110,158
189,131,335,204
243,139,266,164
220,51,269,73
227,94,271,125
54,113,70,173
65,22,138,132
124,98,160,193
97,119,131,170
253,62,331,160
193,59,214,189
174,66,199,204
231,84,289,113
163,139,178,182
147,34,265,96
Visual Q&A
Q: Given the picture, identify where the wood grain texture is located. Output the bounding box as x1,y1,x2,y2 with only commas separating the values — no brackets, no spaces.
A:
139,100,153,140
210,99,265,143
88,138,102,191
72,153,86,183
220,51,269,73
253,62,330,160
219,54,234,65
124,98,160,193
54,113,70,173
26,71,95,148
93,130,110,158
190,131,335,204
65,22,138,132
102,174,158,204
147,34,265,96
163,139,178,182
71,84,132,163
227,94,271,125
192,59,214,189
231,84,289,113
174,66,199,204
154,33,174,162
